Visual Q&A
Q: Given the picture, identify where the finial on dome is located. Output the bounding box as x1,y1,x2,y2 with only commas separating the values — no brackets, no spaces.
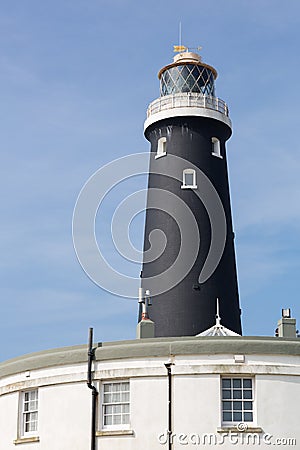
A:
196,297,241,337
216,297,221,327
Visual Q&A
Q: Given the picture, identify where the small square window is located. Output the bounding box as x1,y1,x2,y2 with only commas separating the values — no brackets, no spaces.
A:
212,137,222,158
155,137,167,159
181,169,197,189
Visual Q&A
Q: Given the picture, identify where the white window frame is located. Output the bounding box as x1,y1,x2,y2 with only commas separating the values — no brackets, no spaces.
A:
155,137,167,159
221,377,255,426
181,168,197,189
212,137,222,158
101,381,130,430
19,389,39,438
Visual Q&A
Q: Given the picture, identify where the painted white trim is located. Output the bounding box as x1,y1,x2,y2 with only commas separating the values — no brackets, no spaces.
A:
19,389,39,439
155,152,167,160
181,169,197,189
211,137,223,159
144,106,232,131
155,137,167,159
212,152,223,159
100,380,130,431
181,185,197,190
220,376,255,427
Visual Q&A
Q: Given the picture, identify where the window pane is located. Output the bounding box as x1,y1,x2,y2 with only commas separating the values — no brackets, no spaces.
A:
30,391,37,401
222,401,232,411
104,415,112,425
29,421,37,432
223,412,232,421
243,379,252,388
243,390,252,399
222,390,231,399
244,401,253,411
113,405,121,414
114,415,121,425
184,173,194,186
233,401,242,411
112,393,120,402
233,412,242,421
122,414,130,424
222,379,231,388
105,405,113,414
29,401,37,411
103,384,111,393
103,393,112,403
233,379,241,388
121,392,130,402
244,412,253,422
122,404,129,413
233,390,242,399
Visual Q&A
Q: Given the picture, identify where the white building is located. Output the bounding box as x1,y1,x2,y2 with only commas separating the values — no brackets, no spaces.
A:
0,323,299,449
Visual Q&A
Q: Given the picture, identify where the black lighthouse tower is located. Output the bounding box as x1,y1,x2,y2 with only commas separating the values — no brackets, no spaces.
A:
140,49,242,337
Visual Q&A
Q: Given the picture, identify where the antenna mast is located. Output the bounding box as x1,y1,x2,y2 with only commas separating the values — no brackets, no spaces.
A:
179,21,182,48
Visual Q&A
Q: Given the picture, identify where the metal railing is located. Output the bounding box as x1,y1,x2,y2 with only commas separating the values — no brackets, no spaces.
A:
146,93,229,118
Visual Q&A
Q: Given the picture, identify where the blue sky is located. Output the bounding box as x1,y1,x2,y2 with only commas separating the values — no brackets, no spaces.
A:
1,0,300,361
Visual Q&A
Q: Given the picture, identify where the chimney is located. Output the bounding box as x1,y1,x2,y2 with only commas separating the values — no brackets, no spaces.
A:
277,308,297,338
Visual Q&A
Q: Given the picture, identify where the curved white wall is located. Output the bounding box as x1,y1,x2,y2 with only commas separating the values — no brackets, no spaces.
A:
0,338,299,450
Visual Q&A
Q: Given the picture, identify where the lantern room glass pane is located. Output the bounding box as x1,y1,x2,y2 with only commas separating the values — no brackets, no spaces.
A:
160,64,215,97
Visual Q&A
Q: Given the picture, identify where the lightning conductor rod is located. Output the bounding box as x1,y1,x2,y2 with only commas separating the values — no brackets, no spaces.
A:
179,21,182,48
87,327,98,450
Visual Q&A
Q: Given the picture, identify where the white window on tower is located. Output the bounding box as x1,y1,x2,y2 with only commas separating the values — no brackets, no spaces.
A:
221,378,254,424
212,137,222,158
181,168,197,189
102,381,130,429
20,390,39,437
155,137,167,159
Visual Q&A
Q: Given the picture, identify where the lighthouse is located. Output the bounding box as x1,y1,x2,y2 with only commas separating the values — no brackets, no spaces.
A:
140,48,242,337
1,47,299,450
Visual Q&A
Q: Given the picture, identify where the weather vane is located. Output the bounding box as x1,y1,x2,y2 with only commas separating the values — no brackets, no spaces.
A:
173,45,203,53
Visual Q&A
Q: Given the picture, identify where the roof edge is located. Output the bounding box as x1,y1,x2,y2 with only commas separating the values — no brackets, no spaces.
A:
0,336,299,379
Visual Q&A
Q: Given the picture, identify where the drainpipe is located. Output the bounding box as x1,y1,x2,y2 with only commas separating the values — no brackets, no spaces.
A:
165,363,174,450
87,327,98,450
